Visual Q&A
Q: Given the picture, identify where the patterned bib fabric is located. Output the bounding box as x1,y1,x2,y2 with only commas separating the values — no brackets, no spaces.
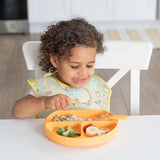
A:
28,72,112,118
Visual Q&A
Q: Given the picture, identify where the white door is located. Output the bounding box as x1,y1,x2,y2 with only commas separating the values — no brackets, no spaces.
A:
114,0,157,20
28,0,70,23
70,0,114,21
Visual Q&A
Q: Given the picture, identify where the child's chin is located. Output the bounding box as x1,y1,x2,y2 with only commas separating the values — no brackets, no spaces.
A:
71,83,86,88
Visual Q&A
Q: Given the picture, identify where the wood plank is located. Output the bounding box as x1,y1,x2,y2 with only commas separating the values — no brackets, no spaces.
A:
126,29,142,41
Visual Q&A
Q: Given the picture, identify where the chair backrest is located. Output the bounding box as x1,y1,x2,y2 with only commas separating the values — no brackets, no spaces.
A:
22,40,153,115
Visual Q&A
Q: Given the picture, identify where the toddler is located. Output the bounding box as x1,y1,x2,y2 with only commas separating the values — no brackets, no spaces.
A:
12,18,111,118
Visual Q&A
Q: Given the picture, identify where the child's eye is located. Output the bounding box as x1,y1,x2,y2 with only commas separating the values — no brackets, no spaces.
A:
71,66,79,69
86,65,93,68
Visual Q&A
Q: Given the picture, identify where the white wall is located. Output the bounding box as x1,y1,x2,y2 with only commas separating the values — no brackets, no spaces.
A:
27,0,157,33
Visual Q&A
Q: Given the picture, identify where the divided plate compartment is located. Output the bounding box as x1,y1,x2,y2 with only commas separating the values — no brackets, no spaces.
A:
44,110,118,147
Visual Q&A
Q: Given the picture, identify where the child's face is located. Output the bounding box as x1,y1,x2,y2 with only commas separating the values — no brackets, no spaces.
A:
50,46,96,88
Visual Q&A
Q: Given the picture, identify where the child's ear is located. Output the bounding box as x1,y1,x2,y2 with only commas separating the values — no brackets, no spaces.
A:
50,53,58,68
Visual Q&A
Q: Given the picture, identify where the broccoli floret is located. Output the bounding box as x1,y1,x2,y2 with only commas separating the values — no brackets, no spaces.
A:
56,127,65,135
65,126,72,131
57,126,80,138
62,131,70,137
70,131,81,137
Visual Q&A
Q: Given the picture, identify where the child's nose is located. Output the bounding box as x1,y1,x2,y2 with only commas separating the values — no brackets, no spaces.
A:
78,66,87,76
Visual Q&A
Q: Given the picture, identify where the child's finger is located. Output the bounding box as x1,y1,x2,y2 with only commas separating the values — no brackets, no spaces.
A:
61,99,68,110
56,99,66,110
64,96,71,106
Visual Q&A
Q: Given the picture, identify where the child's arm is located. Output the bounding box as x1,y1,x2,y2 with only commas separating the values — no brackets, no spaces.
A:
12,94,71,119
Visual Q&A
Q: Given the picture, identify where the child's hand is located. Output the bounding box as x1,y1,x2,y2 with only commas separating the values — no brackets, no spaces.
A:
43,94,71,111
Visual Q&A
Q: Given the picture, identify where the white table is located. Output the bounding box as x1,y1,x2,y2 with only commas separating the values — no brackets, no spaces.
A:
0,116,160,160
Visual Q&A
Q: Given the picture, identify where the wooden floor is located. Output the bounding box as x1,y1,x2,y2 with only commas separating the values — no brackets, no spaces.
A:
0,34,160,119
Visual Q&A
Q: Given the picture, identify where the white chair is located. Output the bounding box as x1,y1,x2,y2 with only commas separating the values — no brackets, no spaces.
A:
22,40,153,115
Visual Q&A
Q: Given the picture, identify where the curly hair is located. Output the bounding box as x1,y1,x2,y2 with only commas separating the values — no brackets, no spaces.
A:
39,18,105,72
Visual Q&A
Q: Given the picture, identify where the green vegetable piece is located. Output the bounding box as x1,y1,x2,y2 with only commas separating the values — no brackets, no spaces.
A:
67,131,73,137
70,131,81,137
62,131,70,136
56,127,65,135
57,126,81,138
65,126,72,131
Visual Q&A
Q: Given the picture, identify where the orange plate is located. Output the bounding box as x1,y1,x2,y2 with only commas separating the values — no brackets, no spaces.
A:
44,110,118,147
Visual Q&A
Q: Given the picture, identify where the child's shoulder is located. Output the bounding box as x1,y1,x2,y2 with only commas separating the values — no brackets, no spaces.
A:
92,75,106,84
90,75,111,89
28,72,57,84
42,72,57,78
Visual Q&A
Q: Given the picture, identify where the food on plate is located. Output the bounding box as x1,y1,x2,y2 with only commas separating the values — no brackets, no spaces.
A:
86,126,99,137
56,126,80,138
53,113,129,122
97,128,110,135
53,115,92,122
83,123,94,132
53,113,111,122
83,124,110,137
56,127,65,135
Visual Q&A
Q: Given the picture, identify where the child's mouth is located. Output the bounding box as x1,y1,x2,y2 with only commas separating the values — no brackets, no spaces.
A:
72,78,87,83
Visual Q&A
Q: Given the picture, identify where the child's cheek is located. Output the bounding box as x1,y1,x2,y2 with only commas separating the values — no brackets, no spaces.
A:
90,69,95,76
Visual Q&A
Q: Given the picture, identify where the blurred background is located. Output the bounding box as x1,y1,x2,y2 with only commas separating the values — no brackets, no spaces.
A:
0,0,160,118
